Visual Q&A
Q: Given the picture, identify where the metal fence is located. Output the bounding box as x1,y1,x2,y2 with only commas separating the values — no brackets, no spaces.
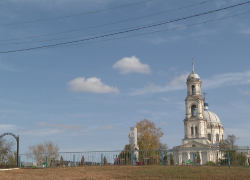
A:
18,149,250,168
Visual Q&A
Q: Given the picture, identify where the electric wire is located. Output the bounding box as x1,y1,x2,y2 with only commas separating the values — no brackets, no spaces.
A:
0,0,213,42
1,1,250,54
50,11,250,49
0,0,155,27
0,0,214,46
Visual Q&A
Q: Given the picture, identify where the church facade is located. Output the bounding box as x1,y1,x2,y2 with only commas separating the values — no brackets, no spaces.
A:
169,64,228,165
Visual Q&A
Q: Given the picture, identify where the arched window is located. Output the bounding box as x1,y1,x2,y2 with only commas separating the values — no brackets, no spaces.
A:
216,134,219,142
192,85,196,95
208,133,211,141
222,134,224,140
191,127,194,135
191,105,197,116
195,126,198,135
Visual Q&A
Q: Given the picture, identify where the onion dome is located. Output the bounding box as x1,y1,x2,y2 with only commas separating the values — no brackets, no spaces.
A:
187,72,201,81
187,61,201,81
204,102,221,124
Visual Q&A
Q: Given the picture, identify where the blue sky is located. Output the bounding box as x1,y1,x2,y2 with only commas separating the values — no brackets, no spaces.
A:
0,0,250,153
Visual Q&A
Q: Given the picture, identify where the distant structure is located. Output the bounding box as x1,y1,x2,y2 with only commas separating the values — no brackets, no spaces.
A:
181,62,224,146
170,62,249,165
129,127,139,163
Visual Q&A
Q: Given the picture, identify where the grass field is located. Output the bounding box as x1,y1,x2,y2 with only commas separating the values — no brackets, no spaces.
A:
1,166,250,180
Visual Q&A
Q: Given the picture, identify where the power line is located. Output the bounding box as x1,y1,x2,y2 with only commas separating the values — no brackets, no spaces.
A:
0,0,213,42
0,0,214,46
50,11,250,49
3,12,250,52
1,1,250,54
0,0,155,27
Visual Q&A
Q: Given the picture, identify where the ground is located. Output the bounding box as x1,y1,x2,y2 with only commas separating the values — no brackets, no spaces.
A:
0,166,250,180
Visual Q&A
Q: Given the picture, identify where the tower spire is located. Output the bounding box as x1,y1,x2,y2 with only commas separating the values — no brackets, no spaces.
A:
192,57,195,73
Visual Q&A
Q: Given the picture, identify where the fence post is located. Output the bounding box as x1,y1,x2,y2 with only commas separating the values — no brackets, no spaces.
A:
46,156,48,168
161,151,164,166
131,151,134,165
228,152,231,167
101,154,104,165
73,155,75,166
193,153,196,166
19,156,21,167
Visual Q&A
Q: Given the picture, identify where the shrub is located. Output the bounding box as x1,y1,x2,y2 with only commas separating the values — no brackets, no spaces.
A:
170,154,174,165
60,156,64,167
205,161,216,166
196,151,201,164
81,156,85,166
104,156,107,165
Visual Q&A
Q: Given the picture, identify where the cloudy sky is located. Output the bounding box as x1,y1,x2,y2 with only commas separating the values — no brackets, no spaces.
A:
0,0,250,153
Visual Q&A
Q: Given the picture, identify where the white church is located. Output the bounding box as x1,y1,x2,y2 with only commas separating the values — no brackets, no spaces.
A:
169,63,248,165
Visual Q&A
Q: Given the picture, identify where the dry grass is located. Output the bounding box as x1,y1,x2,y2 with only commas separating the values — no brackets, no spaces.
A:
1,166,250,180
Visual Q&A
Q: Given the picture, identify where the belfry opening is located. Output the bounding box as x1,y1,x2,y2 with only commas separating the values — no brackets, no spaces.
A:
191,105,197,116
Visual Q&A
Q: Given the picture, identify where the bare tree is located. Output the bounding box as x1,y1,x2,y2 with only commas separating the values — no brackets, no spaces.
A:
220,134,239,149
27,141,59,165
0,139,14,165
227,134,239,149
159,143,168,151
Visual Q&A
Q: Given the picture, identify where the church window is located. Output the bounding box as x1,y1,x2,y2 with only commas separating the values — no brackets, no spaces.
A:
192,85,196,95
195,126,198,135
222,135,224,140
208,133,211,141
191,105,197,116
216,134,219,142
191,127,194,135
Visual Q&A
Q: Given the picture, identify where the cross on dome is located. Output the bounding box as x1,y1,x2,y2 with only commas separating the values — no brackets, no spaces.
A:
192,57,195,73
203,92,207,100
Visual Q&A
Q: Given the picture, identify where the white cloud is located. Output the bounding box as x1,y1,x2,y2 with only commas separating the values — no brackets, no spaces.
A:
226,124,250,139
148,36,181,45
113,56,150,74
191,29,218,37
68,77,119,94
160,97,170,102
0,59,22,72
130,81,185,96
215,0,239,8
21,128,64,136
37,122,86,131
171,73,190,85
238,89,249,95
239,25,250,34
100,125,116,130
138,109,170,121
170,67,177,71
240,29,250,34
0,124,16,131
215,0,226,7
161,121,167,125
130,70,250,95
202,71,250,89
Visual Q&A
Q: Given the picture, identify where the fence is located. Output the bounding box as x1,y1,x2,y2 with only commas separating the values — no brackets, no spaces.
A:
18,149,250,168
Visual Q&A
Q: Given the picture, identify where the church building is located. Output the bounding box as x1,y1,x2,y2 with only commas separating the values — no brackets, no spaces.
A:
170,63,226,165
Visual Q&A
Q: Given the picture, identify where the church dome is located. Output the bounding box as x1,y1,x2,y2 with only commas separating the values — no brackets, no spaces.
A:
204,103,221,124
187,72,201,81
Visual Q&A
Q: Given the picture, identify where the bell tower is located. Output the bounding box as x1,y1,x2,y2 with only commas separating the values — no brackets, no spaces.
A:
182,61,207,145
